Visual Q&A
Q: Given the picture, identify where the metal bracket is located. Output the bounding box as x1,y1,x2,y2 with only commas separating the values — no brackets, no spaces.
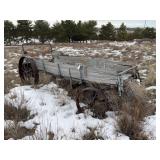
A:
69,68,72,89
77,64,84,83
57,63,62,77
41,58,46,74
117,75,124,96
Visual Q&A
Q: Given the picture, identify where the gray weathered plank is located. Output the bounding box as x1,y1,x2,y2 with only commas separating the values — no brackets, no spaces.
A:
35,59,121,85
54,56,132,73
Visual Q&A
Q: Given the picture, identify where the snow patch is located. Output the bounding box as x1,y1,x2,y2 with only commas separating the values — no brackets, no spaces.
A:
111,50,122,56
146,86,156,90
142,115,156,140
109,41,136,47
4,82,128,140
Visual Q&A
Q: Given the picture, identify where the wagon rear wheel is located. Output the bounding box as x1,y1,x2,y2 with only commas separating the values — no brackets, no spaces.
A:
75,87,98,113
18,57,39,85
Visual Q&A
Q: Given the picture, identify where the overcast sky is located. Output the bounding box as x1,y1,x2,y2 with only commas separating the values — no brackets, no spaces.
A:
11,20,156,28
96,20,156,28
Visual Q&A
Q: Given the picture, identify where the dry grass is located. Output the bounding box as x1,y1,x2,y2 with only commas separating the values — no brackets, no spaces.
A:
38,72,53,84
117,81,155,140
4,92,36,140
48,132,55,140
83,127,104,140
27,125,55,140
118,113,148,140
4,72,21,94
4,102,31,122
4,121,35,140
145,64,156,87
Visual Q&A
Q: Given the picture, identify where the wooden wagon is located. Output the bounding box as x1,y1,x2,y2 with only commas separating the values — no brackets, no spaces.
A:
18,43,140,114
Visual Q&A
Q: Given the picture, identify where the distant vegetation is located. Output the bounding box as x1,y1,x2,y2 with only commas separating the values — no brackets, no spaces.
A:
4,20,156,45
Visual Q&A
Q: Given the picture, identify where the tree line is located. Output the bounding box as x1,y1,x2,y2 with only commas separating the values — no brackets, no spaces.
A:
4,20,156,45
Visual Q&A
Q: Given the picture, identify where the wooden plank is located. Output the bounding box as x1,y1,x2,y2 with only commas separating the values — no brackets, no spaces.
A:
54,56,132,66
35,59,119,85
35,59,119,76
118,66,137,75
54,56,132,73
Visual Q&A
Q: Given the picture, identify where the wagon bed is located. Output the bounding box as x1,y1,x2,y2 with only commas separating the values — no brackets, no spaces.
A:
18,43,140,96
35,56,135,84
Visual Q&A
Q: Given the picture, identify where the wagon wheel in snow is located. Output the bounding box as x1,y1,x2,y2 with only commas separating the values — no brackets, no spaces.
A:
18,57,39,85
75,87,98,114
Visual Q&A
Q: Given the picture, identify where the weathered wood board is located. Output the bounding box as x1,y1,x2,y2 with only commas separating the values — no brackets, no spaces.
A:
35,56,134,85
54,56,132,73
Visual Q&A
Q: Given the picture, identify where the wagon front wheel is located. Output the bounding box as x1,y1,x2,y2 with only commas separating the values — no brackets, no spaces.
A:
18,57,39,85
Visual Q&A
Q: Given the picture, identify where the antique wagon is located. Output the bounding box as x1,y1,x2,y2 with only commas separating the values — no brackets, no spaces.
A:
18,44,140,114
18,43,140,114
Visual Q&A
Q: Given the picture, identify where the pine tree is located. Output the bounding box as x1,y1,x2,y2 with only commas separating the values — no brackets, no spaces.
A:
133,27,143,39
51,22,67,42
16,20,33,43
83,20,97,41
117,23,128,41
61,20,76,42
142,27,156,39
72,21,87,42
33,20,50,43
99,22,116,40
4,20,15,45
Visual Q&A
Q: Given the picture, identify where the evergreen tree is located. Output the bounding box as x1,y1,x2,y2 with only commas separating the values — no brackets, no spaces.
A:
61,20,76,42
5,20,156,45
133,27,143,39
33,20,50,43
16,20,33,43
126,33,134,41
99,22,116,40
117,23,128,41
142,27,156,39
4,20,15,45
72,21,87,42
83,20,97,41
51,22,67,42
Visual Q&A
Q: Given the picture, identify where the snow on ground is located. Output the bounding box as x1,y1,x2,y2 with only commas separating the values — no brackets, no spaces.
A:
110,50,122,56
146,86,156,91
56,47,85,56
142,115,156,140
4,120,15,129
4,40,156,140
55,46,123,57
5,82,129,140
109,41,137,47
4,82,156,140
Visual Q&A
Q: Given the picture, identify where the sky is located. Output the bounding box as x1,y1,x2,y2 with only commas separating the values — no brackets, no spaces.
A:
11,20,156,28
96,20,156,28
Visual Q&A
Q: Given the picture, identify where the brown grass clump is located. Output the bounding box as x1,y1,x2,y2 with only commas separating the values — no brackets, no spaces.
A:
4,121,35,140
83,127,104,140
118,112,148,140
4,92,36,140
145,64,156,87
117,81,155,140
38,72,53,85
4,102,36,140
48,132,55,140
4,72,21,94
4,103,31,122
